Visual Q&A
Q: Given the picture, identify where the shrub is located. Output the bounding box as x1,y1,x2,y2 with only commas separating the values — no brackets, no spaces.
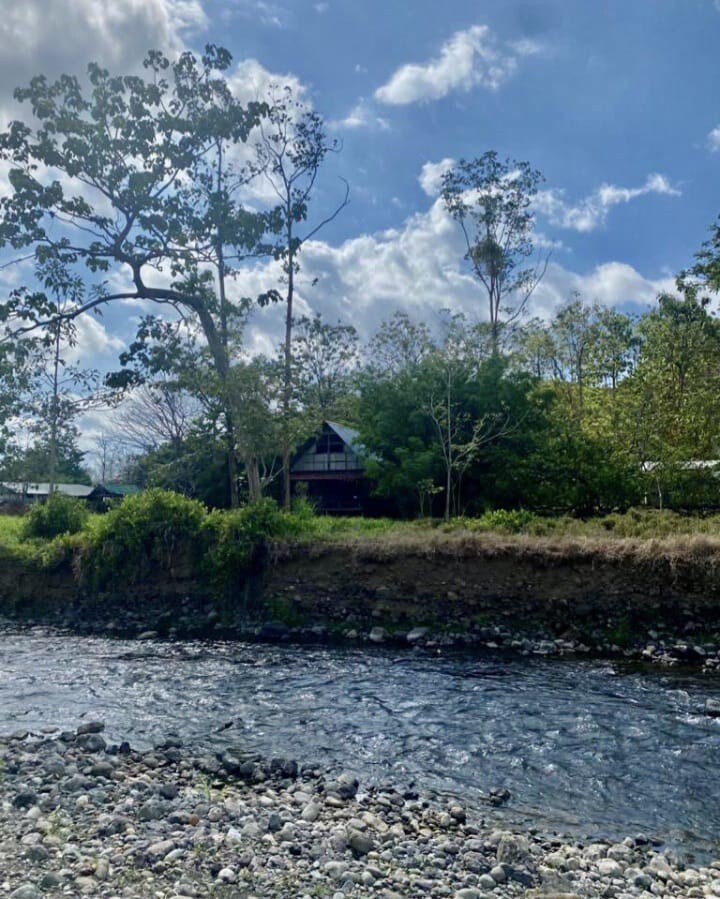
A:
204,499,302,590
473,509,539,534
23,493,89,539
79,488,208,587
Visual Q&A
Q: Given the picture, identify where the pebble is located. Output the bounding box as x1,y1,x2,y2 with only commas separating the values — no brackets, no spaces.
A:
0,723,711,899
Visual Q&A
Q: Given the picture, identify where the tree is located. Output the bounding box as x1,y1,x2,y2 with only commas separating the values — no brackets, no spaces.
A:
252,87,349,507
293,313,359,420
0,45,276,506
441,152,548,353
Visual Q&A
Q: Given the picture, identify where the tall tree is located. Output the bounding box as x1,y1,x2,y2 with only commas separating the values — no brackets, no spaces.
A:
441,152,548,352
293,313,359,420
0,46,275,506
252,87,349,507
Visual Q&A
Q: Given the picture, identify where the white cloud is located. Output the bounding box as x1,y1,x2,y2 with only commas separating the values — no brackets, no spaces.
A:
708,125,720,152
224,0,286,27
230,184,671,351
535,173,680,233
374,25,528,105
0,0,207,110
331,99,389,132
418,157,456,196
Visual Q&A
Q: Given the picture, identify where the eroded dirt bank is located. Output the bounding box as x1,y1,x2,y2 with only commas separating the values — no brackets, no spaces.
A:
4,537,720,661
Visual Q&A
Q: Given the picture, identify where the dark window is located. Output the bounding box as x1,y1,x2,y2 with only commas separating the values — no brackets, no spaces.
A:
315,434,345,454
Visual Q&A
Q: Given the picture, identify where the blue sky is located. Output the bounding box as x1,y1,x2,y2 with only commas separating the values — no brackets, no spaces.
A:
197,0,720,278
0,0,719,375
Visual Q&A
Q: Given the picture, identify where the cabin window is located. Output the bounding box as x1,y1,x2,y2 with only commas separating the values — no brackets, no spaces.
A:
315,433,345,454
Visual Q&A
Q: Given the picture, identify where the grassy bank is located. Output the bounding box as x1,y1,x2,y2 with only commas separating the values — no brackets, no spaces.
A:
6,494,720,591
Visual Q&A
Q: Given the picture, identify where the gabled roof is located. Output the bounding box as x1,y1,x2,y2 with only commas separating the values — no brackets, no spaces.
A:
325,421,366,457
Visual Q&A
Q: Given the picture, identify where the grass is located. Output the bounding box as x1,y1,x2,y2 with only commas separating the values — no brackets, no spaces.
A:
6,501,720,580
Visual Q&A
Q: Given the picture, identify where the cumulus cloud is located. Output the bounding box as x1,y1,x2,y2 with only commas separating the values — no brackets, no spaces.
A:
0,0,207,111
418,157,456,196
374,25,532,105
708,125,720,152
231,189,671,354
330,99,390,132
535,173,680,233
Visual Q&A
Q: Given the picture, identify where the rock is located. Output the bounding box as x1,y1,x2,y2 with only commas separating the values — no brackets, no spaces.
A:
75,733,106,753
705,698,720,717
330,772,359,799
76,721,105,735
13,790,37,809
267,811,283,832
490,865,507,883
597,858,623,876
369,626,387,643
147,839,175,859
301,800,321,822
496,832,530,867
479,873,497,890
89,761,114,778
137,799,170,821
217,867,237,883
454,890,481,899
10,887,43,899
348,830,374,856
407,627,429,643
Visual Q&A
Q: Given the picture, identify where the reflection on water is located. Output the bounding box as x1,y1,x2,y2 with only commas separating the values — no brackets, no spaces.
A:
1,631,719,852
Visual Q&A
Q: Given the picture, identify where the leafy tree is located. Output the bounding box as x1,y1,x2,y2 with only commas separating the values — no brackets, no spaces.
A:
441,152,547,352
0,46,274,506
251,87,349,507
292,313,359,420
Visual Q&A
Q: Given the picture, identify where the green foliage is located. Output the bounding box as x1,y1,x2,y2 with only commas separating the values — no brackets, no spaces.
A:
204,499,304,590
79,489,208,588
22,493,88,539
471,509,539,534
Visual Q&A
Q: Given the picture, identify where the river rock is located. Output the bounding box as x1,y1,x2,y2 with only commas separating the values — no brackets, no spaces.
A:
705,698,720,717
369,627,387,643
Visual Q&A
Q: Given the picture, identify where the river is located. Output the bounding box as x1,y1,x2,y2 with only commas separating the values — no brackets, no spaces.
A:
1,631,719,856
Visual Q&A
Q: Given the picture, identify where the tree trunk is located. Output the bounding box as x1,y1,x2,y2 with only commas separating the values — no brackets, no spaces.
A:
281,219,295,510
246,456,262,503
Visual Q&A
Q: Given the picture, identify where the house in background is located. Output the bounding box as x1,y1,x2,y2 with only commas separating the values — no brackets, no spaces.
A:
87,483,141,508
0,482,93,505
290,421,372,514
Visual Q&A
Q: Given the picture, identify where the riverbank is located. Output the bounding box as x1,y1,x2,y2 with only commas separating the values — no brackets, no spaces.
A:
1,722,716,899
6,496,720,666
6,531,720,668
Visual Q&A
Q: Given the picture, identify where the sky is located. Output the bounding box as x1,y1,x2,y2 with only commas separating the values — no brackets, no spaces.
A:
1,0,719,446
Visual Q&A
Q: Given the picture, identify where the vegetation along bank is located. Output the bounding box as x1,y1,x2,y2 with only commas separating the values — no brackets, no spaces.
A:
4,491,720,669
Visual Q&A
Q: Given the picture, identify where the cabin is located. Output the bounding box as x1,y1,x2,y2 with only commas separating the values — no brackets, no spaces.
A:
291,421,371,514
0,482,93,505
87,483,141,508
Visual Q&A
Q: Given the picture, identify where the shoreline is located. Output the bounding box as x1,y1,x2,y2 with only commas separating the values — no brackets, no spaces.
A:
1,722,717,898
5,535,720,669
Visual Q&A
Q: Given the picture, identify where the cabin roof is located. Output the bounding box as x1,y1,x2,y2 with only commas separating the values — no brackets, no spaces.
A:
0,481,93,497
90,483,141,497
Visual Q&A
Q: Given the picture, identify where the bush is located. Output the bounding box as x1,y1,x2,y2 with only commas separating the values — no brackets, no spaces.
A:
473,509,539,534
23,494,88,539
204,499,303,590
79,488,208,587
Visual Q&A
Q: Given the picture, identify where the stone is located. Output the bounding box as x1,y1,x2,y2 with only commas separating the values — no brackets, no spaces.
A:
301,800,321,822
705,698,720,717
349,830,374,856
369,626,387,643
479,873,497,890
147,839,175,859
75,733,106,753
76,721,105,735
407,627,429,643
597,858,623,876
10,886,42,899
496,832,530,867
137,799,170,821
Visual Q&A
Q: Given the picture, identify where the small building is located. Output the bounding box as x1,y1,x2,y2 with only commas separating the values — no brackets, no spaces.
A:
0,482,93,504
291,421,371,514
88,483,141,508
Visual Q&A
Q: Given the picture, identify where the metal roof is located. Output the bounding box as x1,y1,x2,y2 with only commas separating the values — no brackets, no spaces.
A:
1,482,93,497
325,421,368,458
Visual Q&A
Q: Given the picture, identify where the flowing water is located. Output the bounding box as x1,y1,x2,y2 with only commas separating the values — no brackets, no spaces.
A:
1,630,719,854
